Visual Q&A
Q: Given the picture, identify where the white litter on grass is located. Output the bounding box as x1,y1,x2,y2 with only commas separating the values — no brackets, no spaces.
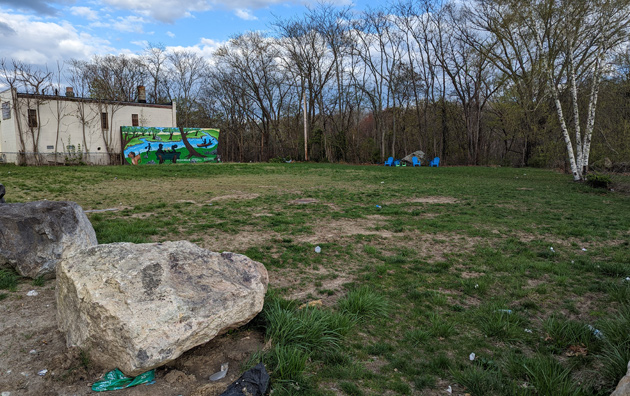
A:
29,350,37,355
625,277,630,282
209,363,228,381
381,181,384,184
549,247,555,253
474,284,479,289
2,391,11,396
26,290,38,297
582,248,588,252
314,246,321,254
37,369,47,376
525,329,533,333
469,352,476,361
446,385,452,394
587,325,604,339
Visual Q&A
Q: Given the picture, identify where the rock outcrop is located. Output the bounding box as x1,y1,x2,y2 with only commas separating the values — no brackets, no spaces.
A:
612,361,630,396
56,241,269,376
0,201,97,278
402,150,426,165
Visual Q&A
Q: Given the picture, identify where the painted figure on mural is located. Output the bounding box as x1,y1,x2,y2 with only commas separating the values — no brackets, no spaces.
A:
127,151,141,165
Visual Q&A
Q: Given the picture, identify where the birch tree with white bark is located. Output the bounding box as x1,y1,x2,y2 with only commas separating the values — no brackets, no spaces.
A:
473,0,630,180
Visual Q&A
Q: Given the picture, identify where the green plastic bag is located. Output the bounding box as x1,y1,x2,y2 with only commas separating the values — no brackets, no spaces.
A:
91,368,155,392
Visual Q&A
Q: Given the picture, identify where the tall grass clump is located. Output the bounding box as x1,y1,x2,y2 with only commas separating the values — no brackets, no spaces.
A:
337,286,389,321
0,269,19,291
264,301,354,353
523,355,581,396
543,315,597,349
597,304,630,385
250,291,359,394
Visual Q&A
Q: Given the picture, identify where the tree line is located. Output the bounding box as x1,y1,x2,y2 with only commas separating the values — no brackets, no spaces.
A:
2,0,630,177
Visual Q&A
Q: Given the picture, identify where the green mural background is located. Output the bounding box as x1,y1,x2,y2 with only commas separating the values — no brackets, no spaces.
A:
121,127,219,165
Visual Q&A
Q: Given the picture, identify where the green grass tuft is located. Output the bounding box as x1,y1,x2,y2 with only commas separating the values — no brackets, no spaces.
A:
337,286,389,321
0,269,19,291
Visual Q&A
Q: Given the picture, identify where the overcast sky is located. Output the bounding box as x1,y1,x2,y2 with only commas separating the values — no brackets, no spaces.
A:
0,0,373,66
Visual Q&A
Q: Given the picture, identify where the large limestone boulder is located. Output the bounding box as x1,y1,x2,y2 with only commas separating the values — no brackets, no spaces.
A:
0,200,97,279
612,361,630,396
402,150,426,165
56,241,269,376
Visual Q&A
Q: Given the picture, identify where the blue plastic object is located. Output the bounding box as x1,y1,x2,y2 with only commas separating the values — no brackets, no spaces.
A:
394,160,401,167
412,157,421,167
384,157,394,166
430,157,440,167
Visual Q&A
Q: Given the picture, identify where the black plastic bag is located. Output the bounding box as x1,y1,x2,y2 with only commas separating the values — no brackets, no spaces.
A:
220,363,269,396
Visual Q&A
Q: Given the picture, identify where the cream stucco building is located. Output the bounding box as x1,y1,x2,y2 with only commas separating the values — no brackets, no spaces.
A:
0,87,176,165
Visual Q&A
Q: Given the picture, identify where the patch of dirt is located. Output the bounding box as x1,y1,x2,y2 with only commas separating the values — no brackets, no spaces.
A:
208,193,260,202
0,283,264,396
289,198,319,204
461,271,485,279
400,196,459,204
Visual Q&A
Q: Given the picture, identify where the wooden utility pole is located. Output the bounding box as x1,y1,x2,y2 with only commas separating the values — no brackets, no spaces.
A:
303,90,308,161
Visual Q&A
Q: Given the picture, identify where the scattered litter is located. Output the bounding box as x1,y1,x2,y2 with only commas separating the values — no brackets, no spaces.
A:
581,248,587,252
446,385,452,394
26,290,38,297
314,246,321,254
92,368,155,392
549,247,555,253
29,350,37,355
219,363,269,396
469,352,475,361
525,329,533,333
2,391,11,396
571,260,575,264
20,372,28,377
565,344,588,357
587,325,604,340
474,284,479,289
375,205,382,209
381,181,384,184
37,369,47,376
625,277,630,282
497,309,512,314
210,363,229,381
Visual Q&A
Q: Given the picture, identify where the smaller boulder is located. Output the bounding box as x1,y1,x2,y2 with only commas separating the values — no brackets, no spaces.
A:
0,201,97,278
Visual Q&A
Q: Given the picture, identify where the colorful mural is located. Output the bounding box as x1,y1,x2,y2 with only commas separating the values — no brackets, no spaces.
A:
121,127,219,165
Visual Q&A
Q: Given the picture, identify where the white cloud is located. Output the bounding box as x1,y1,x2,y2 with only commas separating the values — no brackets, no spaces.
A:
234,8,257,21
70,6,99,21
166,31,175,38
0,11,114,65
99,0,350,23
102,0,211,23
167,37,226,60
90,15,148,33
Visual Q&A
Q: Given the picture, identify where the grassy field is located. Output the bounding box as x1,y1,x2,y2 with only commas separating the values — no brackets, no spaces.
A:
1,163,629,395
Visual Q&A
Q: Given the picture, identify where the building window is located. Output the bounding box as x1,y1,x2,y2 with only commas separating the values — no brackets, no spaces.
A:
2,102,10,120
28,109,37,127
132,114,139,126
101,112,108,130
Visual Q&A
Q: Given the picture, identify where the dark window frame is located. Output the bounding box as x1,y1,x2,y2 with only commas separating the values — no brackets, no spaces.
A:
101,112,108,130
132,113,139,126
27,109,37,127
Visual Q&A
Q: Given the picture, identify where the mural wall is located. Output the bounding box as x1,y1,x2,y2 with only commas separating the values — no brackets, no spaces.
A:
121,127,219,165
